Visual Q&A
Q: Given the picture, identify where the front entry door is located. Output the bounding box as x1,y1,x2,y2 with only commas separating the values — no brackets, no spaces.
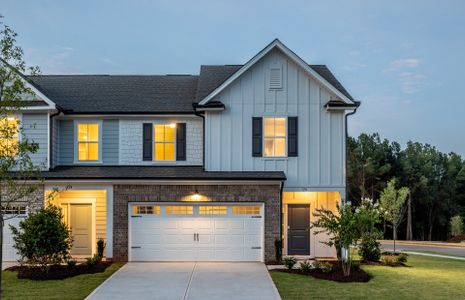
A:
288,204,310,255
67,204,92,256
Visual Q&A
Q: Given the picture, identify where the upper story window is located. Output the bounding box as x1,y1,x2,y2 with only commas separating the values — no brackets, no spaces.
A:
77,123,99,161
0,117,19,157
263,117,286,157
154,124,176,161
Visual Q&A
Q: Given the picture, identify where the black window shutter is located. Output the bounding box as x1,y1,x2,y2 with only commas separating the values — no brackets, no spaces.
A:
252,117,263,157
176,123,186,161
142,123,153,161
288,117,298,157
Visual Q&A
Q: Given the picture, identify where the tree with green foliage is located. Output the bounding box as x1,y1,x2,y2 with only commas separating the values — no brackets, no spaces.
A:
0,16,42,291
379,179,409,252
356,199,382,261
312,204,360,276
450,215,463,237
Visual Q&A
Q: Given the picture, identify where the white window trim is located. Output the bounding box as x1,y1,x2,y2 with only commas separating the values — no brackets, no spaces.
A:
152,122,176,162
262,116,287,158
73,120,103,164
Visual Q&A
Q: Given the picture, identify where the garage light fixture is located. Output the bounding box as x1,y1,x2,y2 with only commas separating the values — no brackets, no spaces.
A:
191,189,201,201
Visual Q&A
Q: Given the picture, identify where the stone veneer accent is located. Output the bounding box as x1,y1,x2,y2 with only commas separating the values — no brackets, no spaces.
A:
119,118,203,165
113,184,281,262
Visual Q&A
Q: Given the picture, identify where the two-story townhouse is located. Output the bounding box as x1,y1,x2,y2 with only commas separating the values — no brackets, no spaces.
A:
2,39,359,263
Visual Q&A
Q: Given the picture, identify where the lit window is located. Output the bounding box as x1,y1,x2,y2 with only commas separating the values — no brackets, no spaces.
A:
263,117,286,157
232,206,260,215
165,206,193,215
154,124,175,161
77,123,99,161
199,206,227,215
0,117,19,157
132,205,160,215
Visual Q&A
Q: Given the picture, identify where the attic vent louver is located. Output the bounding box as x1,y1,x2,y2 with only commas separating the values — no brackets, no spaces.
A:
269,67,283,90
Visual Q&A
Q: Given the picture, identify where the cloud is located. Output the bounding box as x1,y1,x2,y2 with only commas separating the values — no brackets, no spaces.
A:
385,58,420,72
399,72,426,94
41,46,78,74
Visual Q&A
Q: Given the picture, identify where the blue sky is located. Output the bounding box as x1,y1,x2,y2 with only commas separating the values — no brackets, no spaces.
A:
3,0,465,155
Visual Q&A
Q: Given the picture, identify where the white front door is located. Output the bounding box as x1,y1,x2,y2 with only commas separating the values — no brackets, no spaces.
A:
129,203,264,262
61,202,94,256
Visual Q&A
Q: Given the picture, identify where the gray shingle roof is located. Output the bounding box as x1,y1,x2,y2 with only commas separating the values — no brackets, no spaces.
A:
27,64,352,113
30,75,199,113
40,166,286,180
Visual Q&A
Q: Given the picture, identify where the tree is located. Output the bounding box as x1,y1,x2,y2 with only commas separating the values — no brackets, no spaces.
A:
379,179,409,252
312,204,360,277
0,16,42,291
450,215,463,237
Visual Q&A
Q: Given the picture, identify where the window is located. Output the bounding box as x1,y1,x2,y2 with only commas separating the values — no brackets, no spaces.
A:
154,124,175,161
263,117,286,157
77,123,99,161
199,206,227,215
232,206,260,215
2,205,26,215
132,205,160,215
165,205,193,215
0,117,18,157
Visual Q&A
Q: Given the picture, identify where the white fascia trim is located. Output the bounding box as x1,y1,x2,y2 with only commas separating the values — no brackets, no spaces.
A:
20,106,57,111
42,179,283,185
21,78,57,108
325,106,358,111
198,39,355,106
57,114,200,119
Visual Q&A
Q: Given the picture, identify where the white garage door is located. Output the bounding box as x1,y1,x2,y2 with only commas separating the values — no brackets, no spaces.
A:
129,203,264,262
2,215,26,262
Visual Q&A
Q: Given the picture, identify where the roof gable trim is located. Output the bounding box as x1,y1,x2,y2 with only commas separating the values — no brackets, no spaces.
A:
198,39,355,105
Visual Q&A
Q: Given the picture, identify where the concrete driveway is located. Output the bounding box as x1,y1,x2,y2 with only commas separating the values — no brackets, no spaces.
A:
86,262,281,300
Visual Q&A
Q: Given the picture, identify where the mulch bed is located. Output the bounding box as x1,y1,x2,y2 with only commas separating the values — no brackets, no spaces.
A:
270,262,371,283
447,234,465,243
6,261,113,280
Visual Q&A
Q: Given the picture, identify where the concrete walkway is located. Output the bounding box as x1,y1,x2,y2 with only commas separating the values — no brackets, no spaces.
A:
86,262,281,300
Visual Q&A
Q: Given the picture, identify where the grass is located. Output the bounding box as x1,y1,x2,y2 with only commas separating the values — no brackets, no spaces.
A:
1,262,124,300
270,255,465,300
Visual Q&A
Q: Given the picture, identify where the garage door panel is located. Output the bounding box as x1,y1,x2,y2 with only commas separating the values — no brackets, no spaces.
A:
3,217,23,262
129,203,263,262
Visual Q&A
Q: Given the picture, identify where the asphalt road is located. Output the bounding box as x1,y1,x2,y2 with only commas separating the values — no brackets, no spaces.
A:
381,241,465,257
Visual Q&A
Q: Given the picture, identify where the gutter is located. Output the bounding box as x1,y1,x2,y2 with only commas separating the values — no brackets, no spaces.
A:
344,101,360,204
193,106,206,171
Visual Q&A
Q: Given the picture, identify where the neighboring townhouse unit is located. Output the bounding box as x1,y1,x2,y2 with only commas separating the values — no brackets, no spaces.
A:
2,39,359,263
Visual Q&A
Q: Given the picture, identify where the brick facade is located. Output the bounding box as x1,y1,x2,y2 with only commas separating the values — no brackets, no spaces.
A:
113,184,281,262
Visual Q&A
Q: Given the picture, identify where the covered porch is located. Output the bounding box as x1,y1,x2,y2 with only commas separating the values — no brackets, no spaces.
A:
45,186,112,259
282,191,340,258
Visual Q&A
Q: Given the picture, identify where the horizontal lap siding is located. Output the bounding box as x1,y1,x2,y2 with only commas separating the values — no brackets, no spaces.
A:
22,113,48,169
58,120,74,165
102,120,119,164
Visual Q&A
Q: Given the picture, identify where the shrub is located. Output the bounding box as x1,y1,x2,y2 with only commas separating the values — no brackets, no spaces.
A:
396,253,408,263
282,256,297,270
97,239,106,258
351,260,361,270
381,255,397,266
299,260,312,273
358,235,381,262
10,205,73,272
319,261,333,273
450,215,463,237
274,239,283,263
67,259,77,268
86,254,101,268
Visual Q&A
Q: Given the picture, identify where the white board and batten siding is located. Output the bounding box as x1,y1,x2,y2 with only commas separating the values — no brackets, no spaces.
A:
204,49,346,190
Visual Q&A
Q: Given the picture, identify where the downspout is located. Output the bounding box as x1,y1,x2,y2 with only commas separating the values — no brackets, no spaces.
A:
279,179,285,247
49,109,62,169
344,104,359,205
193,109,206,171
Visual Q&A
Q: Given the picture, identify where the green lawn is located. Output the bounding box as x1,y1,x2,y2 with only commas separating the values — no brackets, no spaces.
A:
270,255,465,300
1,262,124,300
